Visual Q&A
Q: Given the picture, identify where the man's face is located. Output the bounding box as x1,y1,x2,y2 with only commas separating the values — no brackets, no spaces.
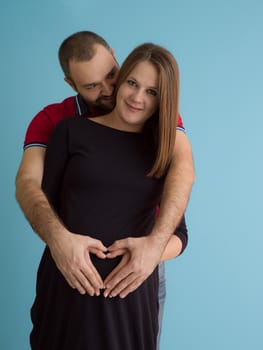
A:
65,44,119,112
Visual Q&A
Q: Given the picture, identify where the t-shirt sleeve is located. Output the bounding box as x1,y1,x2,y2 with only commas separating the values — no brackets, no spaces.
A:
155,206,188,253
42,119,70,210
174,215,188,254
24,108,58,149
23,97,75,150
177,113,185,132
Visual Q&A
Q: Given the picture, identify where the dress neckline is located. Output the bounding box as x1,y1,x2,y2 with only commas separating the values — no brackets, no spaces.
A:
85,116,143,136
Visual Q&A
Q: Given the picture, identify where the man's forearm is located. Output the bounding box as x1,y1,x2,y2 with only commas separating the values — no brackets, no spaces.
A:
16,177,108,295
15,147,67,247
149,132,195,252
15,147,107,295
102,133,194,298
16,177,66,246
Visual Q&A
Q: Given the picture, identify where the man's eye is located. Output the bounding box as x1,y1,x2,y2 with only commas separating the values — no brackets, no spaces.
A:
107,71,116,79
86,84,97,90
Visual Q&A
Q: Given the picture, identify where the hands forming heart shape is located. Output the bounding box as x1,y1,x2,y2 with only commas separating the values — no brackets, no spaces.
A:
50,233,163,299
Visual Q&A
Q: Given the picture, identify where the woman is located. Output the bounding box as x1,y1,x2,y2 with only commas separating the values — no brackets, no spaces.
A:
30,43,184,350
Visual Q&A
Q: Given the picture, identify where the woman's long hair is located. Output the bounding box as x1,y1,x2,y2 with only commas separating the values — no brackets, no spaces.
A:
114,43,180,178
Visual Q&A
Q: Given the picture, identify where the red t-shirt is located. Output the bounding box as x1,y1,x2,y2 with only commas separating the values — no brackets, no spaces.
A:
24,95,185,149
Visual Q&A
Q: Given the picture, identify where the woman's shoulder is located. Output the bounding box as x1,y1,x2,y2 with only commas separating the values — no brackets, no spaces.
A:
55,115,90,131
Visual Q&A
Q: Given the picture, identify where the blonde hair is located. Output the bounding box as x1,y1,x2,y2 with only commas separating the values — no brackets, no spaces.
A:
115,43,180,178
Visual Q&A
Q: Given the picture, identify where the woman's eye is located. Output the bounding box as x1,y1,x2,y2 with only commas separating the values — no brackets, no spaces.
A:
127,80,136,87
147,89,157,96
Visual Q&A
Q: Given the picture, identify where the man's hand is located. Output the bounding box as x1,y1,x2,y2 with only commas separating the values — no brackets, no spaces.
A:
49,232,107,296
103,236,163,298
16,147,108,296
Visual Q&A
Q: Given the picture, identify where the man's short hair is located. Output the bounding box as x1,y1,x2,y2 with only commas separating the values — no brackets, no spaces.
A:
58,31,110,78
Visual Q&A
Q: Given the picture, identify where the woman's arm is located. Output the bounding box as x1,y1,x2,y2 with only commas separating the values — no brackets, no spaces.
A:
160,235,182,261
160,215,188,261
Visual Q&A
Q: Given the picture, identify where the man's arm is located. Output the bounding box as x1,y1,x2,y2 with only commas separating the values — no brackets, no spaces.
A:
15,147,107,296
160,213,187,261
103,131,195,298
102,233,183,298
149,130,194,246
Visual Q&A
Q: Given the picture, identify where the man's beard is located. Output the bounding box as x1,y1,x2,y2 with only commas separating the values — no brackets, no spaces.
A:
94,97,115,113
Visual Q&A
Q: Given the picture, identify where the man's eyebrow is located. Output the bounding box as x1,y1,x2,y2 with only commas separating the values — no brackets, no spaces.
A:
106,66,117,76
81,67,117,88
81,82,97,88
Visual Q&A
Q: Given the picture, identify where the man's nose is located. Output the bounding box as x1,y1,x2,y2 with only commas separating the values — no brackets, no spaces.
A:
101,81,114,96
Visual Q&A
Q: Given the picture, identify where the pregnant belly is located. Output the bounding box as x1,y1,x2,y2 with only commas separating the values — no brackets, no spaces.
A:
90,254,122,281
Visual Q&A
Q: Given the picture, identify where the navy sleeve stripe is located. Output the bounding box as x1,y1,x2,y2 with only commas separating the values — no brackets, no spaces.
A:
176,126,186,133
23,143,48,151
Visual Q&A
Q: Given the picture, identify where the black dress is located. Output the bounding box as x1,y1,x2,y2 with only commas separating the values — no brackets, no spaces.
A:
30,116,165,350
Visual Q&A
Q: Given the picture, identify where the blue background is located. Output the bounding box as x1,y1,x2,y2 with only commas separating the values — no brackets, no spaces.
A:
1,0,262,349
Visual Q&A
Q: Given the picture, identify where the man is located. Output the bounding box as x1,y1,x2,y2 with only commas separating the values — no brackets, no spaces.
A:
16,31,194,346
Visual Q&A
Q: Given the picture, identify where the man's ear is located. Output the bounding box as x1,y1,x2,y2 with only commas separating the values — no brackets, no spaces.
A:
110,48,116,59
110,48,119,66
64,77,77,92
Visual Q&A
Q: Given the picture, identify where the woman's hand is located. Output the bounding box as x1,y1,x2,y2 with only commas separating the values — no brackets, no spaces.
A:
103,236,162,298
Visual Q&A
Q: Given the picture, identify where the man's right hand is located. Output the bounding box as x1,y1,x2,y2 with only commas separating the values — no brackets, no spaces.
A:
15,147,107,296
49,231,107,296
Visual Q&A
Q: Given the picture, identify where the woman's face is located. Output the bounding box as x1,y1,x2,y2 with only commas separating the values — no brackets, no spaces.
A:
115,61,159,132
